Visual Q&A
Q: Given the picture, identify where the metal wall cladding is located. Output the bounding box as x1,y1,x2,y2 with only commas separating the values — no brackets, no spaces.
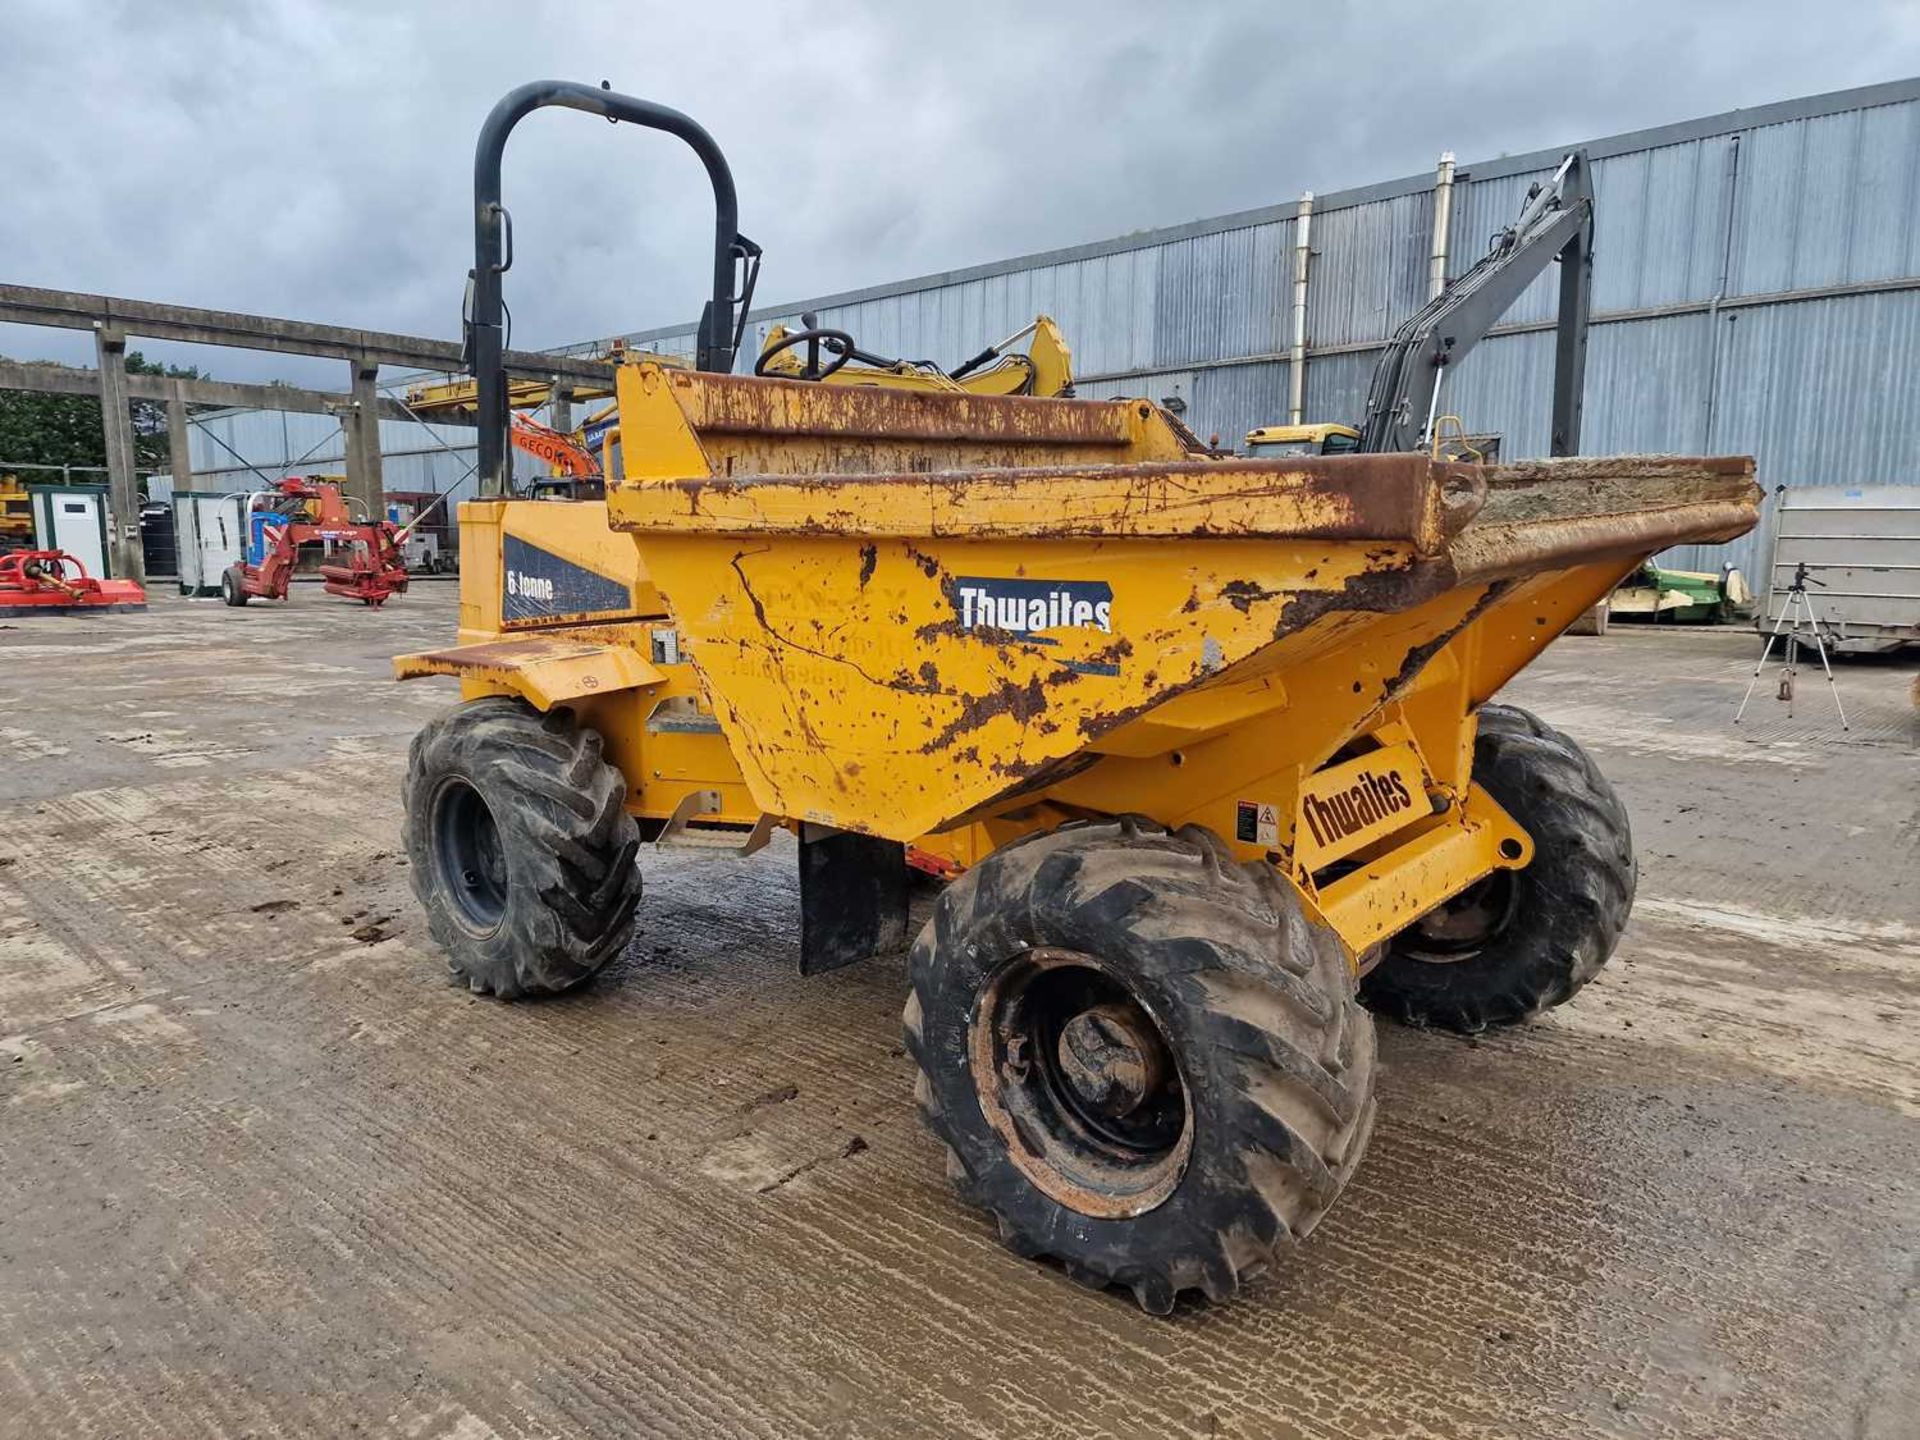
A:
1589,137,1738,311
1580,313,1716,453
1730,100,1920,295
1444,130,1740,321
1449,137,1739,320
1438,330,1557,459
1189,362,1290,450
1306,190,1433,349
1672,287,1920,579
1442,312,1719,464
1301,350,1378,434
624,334,700,365
538,85,1920,399
1151,223,1291,369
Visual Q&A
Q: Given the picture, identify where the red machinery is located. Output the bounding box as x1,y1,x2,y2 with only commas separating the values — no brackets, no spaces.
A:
0,549,147,617
511,413,599,477
222,478,409,608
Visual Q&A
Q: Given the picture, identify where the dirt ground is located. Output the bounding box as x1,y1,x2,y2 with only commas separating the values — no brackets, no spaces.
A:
1,583,1915,1439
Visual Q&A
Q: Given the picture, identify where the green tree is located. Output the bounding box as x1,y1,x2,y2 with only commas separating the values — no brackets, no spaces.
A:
0,351,208,480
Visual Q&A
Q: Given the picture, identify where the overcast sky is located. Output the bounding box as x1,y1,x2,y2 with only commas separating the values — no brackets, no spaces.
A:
3,0,1916,387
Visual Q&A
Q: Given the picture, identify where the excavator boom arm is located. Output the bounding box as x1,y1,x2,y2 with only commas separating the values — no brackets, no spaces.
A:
1359,151,1593,456
511,413,599,477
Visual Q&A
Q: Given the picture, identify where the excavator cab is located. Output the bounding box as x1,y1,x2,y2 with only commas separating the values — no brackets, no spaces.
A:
1244,423,1362,458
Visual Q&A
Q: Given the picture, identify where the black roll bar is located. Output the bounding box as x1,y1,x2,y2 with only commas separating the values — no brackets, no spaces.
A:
469,81,756,496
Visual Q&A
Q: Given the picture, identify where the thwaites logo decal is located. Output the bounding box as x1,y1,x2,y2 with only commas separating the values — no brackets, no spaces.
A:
1300,768,1415,847
1291,742,1429,871
955,576,1112,639
502,534,631,624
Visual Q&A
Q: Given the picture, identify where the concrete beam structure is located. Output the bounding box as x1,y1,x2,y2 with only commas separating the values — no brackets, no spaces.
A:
0,358,466,426
0,284,613,387
0,287,582,519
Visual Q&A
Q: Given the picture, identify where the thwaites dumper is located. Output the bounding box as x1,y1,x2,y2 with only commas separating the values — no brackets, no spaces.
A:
396,84,1761,1313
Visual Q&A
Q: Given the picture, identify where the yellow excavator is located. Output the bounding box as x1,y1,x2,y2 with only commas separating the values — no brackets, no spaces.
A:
1248,419,1500,464
1246,151,1594,464
1244,422,1363,458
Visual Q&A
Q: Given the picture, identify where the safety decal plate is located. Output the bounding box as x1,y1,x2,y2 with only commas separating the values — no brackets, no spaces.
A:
502,534,632,625
1236,800,1281,848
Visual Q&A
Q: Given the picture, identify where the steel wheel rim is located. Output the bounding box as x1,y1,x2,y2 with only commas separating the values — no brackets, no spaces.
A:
969,948,1193,1218
432,776,509,936
1400,869,1520,962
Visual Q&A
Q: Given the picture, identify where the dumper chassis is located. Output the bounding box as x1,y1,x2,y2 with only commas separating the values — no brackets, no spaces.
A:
395,83,1760,1313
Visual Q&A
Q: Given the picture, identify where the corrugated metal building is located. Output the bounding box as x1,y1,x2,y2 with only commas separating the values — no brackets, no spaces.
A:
191,77,1920,579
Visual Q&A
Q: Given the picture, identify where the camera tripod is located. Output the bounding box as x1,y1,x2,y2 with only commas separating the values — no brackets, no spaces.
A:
1734,562,1849,728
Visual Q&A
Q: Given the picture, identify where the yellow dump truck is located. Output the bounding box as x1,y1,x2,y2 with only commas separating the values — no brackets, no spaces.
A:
395,84,1761,1313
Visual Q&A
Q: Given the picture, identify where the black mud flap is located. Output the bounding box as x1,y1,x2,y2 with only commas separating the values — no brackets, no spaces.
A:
798,827,909,975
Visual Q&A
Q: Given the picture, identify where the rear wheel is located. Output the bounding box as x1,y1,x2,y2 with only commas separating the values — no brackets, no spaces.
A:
1360,703,1634,1032
905,817,1376,1314
220,565,250,606
404,697,640,998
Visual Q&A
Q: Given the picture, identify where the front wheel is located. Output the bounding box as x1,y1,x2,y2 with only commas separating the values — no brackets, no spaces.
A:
905,817,1376,1314
220,565,250,606
404,697,641,998
1360,703,1635,1032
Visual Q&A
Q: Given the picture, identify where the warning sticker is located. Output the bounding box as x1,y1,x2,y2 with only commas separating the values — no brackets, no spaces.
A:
1235,800,1280,847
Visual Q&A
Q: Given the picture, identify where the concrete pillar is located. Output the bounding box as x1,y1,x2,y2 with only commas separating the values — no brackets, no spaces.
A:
549,380,574,436
340,359,385,518
93,326,145,583
166,386,193,493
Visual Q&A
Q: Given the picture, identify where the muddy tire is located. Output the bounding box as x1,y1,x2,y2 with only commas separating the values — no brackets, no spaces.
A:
1360,702,1634,1032
404,697,640,999
220,565,250,607
904,816,1376,1314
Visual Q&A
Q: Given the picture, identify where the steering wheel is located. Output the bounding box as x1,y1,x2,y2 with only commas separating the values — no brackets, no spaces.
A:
755,327,857,381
